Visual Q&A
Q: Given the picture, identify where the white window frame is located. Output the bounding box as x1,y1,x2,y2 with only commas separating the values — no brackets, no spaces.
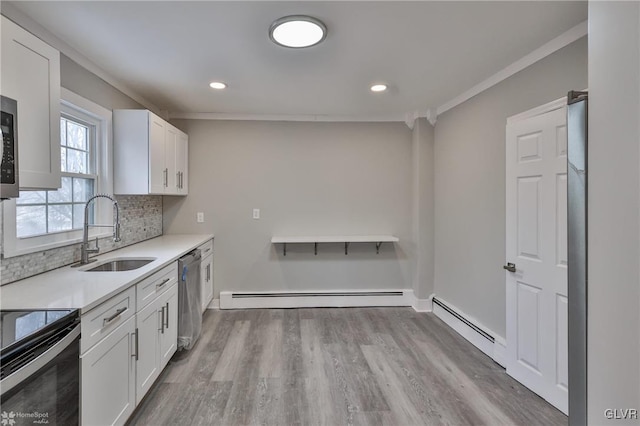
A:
2,89,113,258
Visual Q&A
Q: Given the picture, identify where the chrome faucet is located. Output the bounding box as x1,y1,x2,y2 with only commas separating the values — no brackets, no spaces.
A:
76,194,121,266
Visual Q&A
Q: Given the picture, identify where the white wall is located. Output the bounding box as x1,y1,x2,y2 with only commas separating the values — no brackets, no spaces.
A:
412,118,435,300
588,2,640,424
60,54,143,111
163,120,413,296
433,37,588,337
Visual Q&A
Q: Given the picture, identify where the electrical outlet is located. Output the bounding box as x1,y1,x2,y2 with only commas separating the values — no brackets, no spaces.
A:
197,212,204,223
253,208,260,220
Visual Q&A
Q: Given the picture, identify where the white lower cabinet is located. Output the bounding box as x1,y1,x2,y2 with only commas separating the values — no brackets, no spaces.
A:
136,282,178,404
159,283,178,368
198,239,214,312
81,315,136,426
200,253,213,313
80,262,179,425
135,299,161,405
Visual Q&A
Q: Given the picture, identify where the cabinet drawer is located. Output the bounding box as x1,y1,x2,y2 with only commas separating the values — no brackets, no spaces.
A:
136,262,177,311
81,286,135,354
197,239,213,257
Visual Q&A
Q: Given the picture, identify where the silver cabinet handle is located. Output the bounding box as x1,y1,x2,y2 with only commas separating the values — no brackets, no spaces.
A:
503,262,516,273
164,168,168,187
156,277,170,289
160,306,165,334
103,307,127,326
165,302,169,329
176,171,180,188
132,328,139,361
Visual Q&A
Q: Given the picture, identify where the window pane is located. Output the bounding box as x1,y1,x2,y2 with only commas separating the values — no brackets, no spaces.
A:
73,203,86,229
48,204,72,232
72,177,94,203
60,147,67,172
66,148,88,174
66,120,87,150
17,205,46,237
48,177,72,203
16,191,46,205
60,118,67,147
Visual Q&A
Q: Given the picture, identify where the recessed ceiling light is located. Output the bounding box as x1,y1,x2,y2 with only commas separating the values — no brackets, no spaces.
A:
370,84,388,92
209,82,227,90
269,15,327,48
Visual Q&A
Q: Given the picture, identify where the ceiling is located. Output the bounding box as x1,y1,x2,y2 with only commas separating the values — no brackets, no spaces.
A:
8,1,587,119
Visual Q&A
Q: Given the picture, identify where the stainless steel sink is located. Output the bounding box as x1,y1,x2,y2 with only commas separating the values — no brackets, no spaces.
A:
83,257,156,272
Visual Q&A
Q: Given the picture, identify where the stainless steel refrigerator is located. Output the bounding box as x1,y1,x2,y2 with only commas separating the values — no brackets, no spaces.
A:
567,90,588,426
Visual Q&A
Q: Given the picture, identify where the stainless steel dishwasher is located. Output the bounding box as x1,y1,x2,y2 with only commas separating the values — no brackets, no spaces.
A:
177,249,202,350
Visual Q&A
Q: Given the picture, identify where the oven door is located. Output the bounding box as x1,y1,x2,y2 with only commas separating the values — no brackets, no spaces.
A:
1,323,80,425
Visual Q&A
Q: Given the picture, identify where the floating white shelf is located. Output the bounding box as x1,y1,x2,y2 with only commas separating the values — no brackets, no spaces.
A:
271,235,399,255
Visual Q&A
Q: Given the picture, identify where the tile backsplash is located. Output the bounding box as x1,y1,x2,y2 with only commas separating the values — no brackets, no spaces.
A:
0,195,163,285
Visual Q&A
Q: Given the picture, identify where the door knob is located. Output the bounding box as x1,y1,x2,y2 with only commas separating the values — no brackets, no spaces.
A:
503,262,516,273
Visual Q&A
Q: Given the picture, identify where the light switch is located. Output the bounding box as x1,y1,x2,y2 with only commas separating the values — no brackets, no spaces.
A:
253,208,260,220
197,212,204,223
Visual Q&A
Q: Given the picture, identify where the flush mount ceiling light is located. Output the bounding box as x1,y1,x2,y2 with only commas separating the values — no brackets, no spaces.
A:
269,15,327,48
370,84,388,92
209,81,227,90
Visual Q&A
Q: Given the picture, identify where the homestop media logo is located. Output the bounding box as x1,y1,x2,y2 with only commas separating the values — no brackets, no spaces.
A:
1,411,49,425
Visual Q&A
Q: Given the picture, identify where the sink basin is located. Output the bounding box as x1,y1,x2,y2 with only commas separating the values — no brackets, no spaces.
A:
83,257,156,272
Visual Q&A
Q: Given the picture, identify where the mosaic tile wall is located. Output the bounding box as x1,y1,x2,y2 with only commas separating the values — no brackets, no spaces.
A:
0,195,163,285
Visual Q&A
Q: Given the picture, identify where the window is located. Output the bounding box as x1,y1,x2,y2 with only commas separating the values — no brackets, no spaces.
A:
2,89,113,258
15,115,96,238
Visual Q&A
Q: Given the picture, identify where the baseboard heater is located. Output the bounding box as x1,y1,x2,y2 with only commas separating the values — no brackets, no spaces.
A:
232,291,403,298
432,297,494,343
220,290,411,309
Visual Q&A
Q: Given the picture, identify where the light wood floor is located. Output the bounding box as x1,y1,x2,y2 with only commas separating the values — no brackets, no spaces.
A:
128,308,566,426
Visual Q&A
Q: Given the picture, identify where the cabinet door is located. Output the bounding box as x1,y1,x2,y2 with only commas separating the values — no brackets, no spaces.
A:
176,131,188,195
1,16,61,190
148,112,166,194
164,125,178,194
200,254,214,313
81,316,136,426
135,300,161,404
159,283,178,369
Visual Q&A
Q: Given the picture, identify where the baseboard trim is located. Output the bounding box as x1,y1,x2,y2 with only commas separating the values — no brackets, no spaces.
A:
432,296,505,366
205,299,220,310
411,293,433,313
219,289,414,310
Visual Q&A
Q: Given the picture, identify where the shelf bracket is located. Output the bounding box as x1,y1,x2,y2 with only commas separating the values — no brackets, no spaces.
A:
314,242,318,255
376,242,383,254
283,243,287,256
345,242,350,255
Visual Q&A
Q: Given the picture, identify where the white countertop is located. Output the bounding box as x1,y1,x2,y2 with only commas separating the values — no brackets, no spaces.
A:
0,234,213,314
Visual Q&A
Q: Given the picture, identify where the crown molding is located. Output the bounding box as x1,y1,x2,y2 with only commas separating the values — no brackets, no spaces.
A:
168,111,408,124
0,3,165,118
436,20,587,117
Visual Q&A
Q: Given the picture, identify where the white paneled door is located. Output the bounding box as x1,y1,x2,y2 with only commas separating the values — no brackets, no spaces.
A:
505,100,568,415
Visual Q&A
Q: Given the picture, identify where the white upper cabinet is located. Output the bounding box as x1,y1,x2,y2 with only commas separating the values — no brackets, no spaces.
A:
175,131,188,195
1,16,61,190
113,110,188,196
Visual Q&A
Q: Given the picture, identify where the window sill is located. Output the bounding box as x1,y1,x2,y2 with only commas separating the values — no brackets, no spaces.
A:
2,229,113,259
